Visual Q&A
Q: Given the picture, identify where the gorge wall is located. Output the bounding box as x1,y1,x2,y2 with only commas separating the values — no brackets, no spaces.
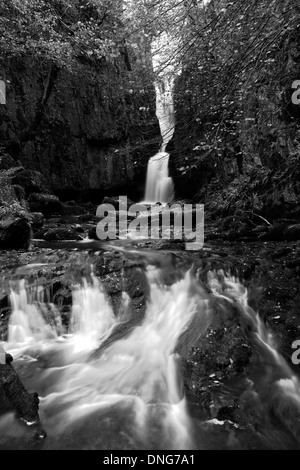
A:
168,10,300,219
0,56,160,203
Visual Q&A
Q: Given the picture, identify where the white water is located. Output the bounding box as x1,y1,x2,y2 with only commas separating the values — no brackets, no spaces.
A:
8,280,61,346
143,77,175,204
144,152,174,204
155,78,176,151
2,268,300,448
208,271,300,428
1,267,210,450
69,276,116,352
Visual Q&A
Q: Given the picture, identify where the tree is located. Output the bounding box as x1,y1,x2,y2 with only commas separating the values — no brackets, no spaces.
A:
0,0,127,148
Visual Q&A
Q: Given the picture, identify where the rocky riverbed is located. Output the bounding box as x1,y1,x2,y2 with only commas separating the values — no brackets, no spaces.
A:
1,204,300,449
1,165,300,449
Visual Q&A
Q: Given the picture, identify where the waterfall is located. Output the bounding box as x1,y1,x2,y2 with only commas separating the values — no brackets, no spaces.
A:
208,271,300,433
2,266,300,449
8,280,61,346
1,267,210,450
143,78,175,204
144,152,174,204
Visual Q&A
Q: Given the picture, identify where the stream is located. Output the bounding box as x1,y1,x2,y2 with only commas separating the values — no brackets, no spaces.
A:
0,238,300,450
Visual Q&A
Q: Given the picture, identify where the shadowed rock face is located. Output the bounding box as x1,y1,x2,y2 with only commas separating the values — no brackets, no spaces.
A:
0,345,41,427
0,345,46,443
0,168,32,250
27,193,62,216
0,203,31,250
0,59,160,201
0,364,40,423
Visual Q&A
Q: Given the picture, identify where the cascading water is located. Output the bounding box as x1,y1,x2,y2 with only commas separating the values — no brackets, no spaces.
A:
8,280,61,346
0,266,210,450
208,271,300,444
144,151,174,204
1,265,300,450
69,275,116,352
143,78,175,204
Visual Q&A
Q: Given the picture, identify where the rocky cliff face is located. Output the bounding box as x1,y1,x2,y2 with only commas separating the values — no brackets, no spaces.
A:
168,25,300,212
0,58,160,203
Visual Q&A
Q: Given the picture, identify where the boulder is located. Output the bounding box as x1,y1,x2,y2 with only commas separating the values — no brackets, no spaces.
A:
0,202,31,250
28,212,44,229
101,196,136,211
12,184,26,203
43,227,83,242
61,203,86,216
27,193,62,216
74,224,85,233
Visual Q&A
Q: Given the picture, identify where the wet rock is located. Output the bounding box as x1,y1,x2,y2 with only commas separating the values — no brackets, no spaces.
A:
11,184,26,203
74,224,85,233
88,226,98,240
43,227,83,242
169,199,194,206
92,251,149,350
81,202,96,212
29,212,44,229
88,211,140,241
61,203,86,216
156,240,185,250
0,202,31,250
177,288,254,425
32,228,48,239
101,196,136,210
45,217,62,224
78,213,95,223
5,353,13,364
31,427,47,441
27,193,62,216
0,363,41,424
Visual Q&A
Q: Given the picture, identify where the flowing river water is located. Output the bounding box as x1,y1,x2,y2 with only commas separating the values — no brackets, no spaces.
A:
0,241,300,450
1,33,300,451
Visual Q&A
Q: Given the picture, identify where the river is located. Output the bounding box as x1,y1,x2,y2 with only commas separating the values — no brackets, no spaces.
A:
0,238,300,450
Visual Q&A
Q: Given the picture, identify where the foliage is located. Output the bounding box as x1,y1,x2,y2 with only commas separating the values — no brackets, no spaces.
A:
0,0,125,68
169,0,300,181
1,0,300,193
0,0,161,151
126,0,300,191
